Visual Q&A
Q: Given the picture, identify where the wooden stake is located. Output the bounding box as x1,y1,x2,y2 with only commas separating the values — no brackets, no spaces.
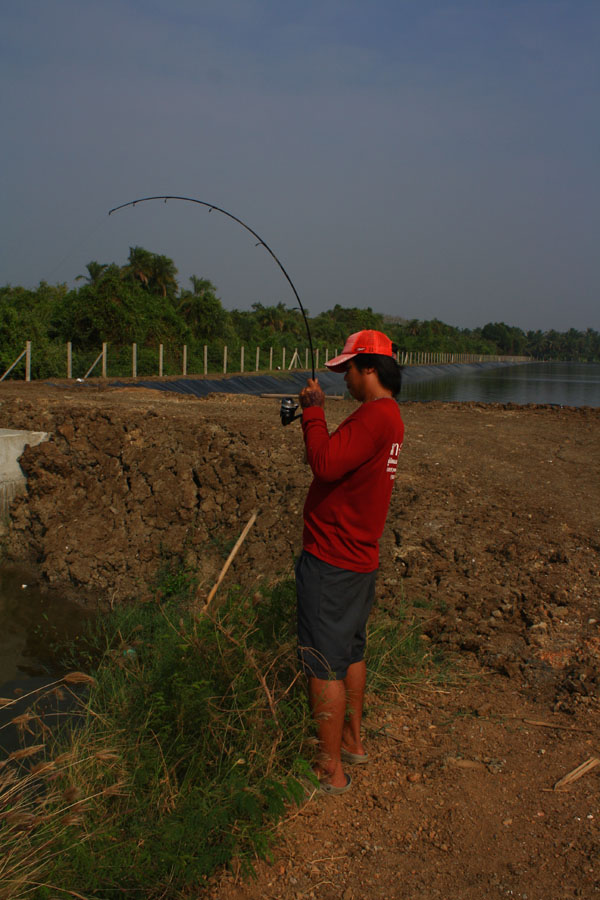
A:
200,510,258,611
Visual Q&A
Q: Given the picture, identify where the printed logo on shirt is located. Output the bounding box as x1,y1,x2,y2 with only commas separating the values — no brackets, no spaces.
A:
386,441,402,480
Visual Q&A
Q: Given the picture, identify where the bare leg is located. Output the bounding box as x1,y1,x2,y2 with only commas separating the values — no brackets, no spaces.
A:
342,660,367,756
307,677,348,787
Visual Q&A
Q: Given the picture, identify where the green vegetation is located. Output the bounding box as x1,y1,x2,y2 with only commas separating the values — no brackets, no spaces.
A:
0,571,433,899
1,246,599,378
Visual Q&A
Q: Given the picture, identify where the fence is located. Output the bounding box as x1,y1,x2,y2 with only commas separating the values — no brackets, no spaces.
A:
0,341,531,382
0,341,32,382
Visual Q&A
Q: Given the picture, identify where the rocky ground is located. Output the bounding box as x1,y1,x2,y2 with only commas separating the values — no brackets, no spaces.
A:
1,379,599,899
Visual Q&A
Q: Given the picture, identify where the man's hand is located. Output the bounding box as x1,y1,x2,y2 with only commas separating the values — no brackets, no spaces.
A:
299,378,325,409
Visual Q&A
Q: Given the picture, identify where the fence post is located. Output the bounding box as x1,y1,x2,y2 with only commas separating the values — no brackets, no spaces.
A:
282,347,286,370
255,346,260,372
25,341,31,382
204,345,208,375
132,343,137,377
269,347,273,371
102,343,107,378
183,345,187,376
159,344,164,377
67,342,72,379
240,345,244,373
315,348,319,370
305,348,309,370
223,346,228,375
325,348,329,364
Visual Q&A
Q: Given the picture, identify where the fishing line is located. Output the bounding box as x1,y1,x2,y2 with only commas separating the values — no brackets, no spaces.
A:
108,195,315,379
45,214,109,283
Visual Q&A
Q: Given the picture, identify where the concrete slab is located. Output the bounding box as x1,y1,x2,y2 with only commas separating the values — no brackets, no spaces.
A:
0,428,49,523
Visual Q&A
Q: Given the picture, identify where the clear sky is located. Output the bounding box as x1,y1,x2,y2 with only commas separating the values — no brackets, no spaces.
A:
2,0,598,331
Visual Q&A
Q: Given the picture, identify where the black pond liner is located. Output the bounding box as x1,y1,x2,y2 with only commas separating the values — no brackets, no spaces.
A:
109,362,516,398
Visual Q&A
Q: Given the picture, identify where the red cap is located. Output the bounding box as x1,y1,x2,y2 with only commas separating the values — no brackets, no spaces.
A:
324,330,395,372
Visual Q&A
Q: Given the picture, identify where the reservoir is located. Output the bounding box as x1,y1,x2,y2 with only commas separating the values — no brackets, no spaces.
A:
122,361,600,408
400,362,600,406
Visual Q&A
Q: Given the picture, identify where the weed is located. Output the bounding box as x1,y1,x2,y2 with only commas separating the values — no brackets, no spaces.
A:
367,611,435,692
0,573,438,899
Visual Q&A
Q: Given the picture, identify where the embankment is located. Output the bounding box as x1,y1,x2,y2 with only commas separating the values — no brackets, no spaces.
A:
0,381,598,708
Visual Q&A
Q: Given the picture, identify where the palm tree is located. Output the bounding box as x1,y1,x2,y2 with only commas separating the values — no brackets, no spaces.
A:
75,261,108,284
125,246,154,287
151,254,178,299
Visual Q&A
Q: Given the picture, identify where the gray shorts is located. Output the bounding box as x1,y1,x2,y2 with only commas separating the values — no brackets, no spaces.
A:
295,550,377,680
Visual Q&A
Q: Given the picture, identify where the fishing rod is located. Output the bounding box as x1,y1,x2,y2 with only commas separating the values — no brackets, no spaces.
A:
108,196,315,403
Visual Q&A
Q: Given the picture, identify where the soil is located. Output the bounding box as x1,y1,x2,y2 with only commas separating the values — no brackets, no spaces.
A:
1,379,599,899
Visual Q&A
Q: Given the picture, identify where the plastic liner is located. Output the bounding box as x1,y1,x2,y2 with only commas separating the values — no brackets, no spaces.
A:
110,371,346,396
110,362,515,397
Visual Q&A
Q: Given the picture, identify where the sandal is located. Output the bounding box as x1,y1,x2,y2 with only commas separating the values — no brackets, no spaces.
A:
319,774,352,795
341,747,370,765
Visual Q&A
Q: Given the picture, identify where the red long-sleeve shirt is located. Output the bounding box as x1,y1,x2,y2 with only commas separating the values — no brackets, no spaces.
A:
301,398,404,572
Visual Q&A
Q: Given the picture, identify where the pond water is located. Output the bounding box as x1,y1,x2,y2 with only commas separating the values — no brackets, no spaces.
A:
0,564,93,687
0,565,94,753
127,361,600,408
400,362,600,407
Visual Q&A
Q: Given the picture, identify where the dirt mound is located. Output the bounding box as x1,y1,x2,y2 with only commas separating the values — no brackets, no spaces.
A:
1,389,310,601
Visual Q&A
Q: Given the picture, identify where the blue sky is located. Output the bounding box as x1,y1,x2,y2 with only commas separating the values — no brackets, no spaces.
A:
1,0,598,330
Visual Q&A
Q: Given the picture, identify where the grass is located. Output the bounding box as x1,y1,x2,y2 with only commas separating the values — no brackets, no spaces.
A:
0,569,437,899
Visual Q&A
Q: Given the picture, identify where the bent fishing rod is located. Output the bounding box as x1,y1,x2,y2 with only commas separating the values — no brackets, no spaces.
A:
108,196,315,395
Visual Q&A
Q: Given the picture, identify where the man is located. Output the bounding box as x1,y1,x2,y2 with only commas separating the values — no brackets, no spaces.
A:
296,329,404,793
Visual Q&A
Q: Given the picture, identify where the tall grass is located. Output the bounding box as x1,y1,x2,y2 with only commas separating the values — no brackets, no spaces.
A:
0,572,434,899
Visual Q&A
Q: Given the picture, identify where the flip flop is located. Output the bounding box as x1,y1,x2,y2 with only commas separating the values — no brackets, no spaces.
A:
341,747,370,765
319,774,352,795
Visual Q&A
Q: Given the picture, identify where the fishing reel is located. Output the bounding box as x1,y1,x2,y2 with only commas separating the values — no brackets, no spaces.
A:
280,397,302,426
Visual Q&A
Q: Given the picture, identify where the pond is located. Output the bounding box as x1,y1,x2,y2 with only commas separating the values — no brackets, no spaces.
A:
400,362,600,406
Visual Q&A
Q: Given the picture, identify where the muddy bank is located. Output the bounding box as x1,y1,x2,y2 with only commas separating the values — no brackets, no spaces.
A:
0,384,598,700
0,389,308,602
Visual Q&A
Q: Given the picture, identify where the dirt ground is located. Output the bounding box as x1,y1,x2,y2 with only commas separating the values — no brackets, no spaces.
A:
1,379,599,899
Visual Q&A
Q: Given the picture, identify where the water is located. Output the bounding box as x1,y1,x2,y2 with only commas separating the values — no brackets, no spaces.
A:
401,362,600,407
120,361,600,407
0,564,93,687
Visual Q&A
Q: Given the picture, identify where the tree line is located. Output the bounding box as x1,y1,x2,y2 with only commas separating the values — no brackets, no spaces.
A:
1,246,598,378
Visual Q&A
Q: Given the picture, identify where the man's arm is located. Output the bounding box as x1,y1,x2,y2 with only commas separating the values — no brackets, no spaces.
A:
298,379,376,482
